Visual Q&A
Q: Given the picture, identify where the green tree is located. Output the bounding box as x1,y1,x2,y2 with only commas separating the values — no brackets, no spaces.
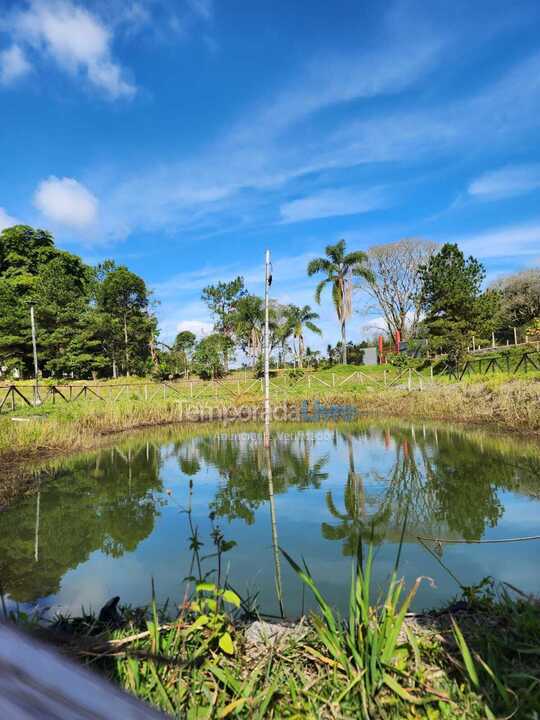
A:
418,243,497,357
192,333,233,379
307,239,373,364
99,265,152,376
284,304,321,368
201,277,246,369
231,294,265,368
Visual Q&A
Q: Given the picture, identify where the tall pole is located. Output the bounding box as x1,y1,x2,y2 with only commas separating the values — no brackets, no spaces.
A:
264,249,271,448
30,306,40,405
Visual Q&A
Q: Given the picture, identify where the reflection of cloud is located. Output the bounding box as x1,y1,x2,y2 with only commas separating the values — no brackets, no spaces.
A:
50,551,147,615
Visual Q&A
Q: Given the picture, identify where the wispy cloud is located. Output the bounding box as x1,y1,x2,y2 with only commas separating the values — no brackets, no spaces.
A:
280,187,388,224
445,221,540,260
468,164,540,200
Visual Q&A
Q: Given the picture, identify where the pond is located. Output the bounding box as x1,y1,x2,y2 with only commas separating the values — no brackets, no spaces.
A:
2,420,540,617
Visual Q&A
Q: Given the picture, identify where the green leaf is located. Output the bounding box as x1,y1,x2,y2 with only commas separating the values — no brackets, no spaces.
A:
191,614,209,629
221,589,241,607
196,582,217,594
451,618,479,688
219,631,234,655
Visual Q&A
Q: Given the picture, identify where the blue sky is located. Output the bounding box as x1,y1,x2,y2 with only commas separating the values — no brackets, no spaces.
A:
1,0,540,347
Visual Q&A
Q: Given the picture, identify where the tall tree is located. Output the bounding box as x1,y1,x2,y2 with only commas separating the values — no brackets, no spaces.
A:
99,265,151,376
284,304,321,368
418,243,498,356
307,239,373,364
201,277,246,370
360,238,437,340
230,294,265,367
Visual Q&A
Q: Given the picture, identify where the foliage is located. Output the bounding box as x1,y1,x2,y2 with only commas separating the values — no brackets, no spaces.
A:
98,263,155,377
201,277,246,370
0,225,156,380
491,268,540,331
326,340,366,365
283,303,321,367
308,239,374,364
192,333,233,379
418,243,501,358
525,317,540,340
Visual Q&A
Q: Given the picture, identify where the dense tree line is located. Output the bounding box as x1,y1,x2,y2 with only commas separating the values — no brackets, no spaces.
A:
1,224,538,380
0,225,156,379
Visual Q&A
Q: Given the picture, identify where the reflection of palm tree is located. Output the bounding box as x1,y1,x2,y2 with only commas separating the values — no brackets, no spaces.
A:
322,433,373,555
195,431,328,524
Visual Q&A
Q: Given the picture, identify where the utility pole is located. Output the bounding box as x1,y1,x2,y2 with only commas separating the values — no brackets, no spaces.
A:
263,249,272,448
30,306,41,405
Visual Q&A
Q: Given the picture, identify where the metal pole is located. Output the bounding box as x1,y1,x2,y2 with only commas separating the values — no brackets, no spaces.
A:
264,250,271,448
30,306,41,405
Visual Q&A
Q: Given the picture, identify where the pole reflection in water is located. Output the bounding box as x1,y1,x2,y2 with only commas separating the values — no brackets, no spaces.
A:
265,440,284,618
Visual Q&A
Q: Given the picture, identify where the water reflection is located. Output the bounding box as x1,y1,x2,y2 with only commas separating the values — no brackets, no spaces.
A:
1,422,540,613
0,444,164,603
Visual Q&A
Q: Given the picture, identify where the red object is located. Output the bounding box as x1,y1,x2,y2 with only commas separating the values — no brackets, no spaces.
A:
378,335,383,362
395,330,401,352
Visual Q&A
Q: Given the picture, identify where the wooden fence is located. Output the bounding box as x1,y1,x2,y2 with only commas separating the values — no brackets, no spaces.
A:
0,368,430,413
441,349,540,381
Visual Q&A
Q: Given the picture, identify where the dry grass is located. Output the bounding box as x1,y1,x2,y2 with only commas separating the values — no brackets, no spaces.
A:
367,377,540,434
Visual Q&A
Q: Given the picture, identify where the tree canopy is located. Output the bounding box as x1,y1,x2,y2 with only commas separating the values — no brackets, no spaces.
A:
0,225,156,379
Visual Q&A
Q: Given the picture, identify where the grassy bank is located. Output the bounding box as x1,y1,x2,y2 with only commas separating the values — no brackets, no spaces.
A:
1,374,540,466
11,553,539,719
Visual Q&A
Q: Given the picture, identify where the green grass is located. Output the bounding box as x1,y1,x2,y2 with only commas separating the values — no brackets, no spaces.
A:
2,369,540,477
11,552,538,719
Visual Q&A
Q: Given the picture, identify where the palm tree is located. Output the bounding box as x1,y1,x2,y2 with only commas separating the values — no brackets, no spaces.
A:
307,239,373,364
285,304,322,368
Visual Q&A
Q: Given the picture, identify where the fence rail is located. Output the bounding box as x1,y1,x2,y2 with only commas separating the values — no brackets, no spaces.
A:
441,349,540,381
4,349,537,413
0,368,433,413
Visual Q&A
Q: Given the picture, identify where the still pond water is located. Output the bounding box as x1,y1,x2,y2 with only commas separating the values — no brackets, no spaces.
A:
2,421,540,616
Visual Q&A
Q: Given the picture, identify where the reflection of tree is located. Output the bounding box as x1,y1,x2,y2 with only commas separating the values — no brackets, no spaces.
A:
0,442,164,602
321,425,535,557
194,431,328,524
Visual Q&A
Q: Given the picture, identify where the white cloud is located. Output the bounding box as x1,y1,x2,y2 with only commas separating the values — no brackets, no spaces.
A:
468,164,540,200
0,44,31,85
176,319,213,337
0,207,21,231
34,176,98,227
280,188,387,224
11,0,135,98
445,221,540,260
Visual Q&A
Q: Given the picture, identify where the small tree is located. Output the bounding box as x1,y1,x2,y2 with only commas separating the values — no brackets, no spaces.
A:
192,334,233,379
201,277,246,370
284,304,321,368
307,239,373,364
